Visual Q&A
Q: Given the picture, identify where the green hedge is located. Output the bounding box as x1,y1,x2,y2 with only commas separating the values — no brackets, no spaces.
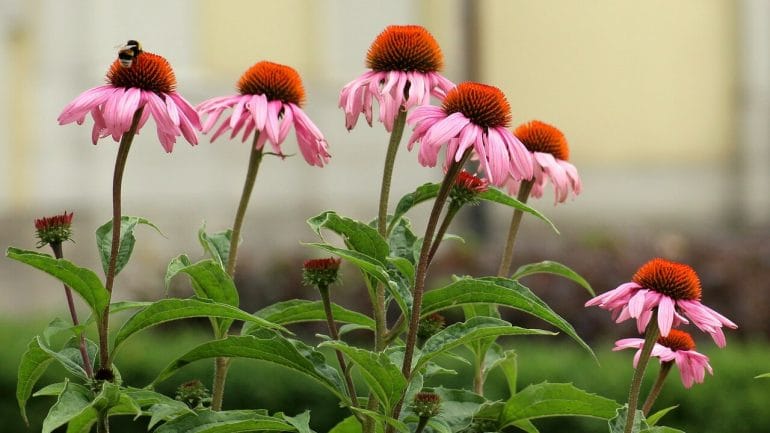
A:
5,320,769,433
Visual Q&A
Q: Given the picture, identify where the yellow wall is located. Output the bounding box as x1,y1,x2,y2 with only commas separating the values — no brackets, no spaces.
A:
480,1,737,166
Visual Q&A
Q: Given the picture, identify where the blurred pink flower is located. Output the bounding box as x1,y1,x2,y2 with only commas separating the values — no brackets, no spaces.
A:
407,82,533,185
505,120,581,204
58,51,200,152
197,61,330,167
614,329,713,388
586,258,737,347
339,25,454,132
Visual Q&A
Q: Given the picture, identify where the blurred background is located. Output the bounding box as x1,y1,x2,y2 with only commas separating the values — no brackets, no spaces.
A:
0,0,768,432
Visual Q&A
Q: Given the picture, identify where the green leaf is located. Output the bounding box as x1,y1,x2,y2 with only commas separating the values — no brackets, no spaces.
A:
308,211,389,263
282,410,315,433
165,258,239,307
36,336,95,380
387,217,419,264
511,260,594,296
329,415,373,433
640,427,686,433
113,297,286,355
152,335,346,400
421,276,595,359
388,183,440,234
247,299,374,334
154,410,294,433
478,188,558,233
198,223,233,269
6,247,109,319
646,406,678,426
608,406,648,433
387,257,414,287
42,379,92,433
321,341,406,413
430,387,486,432
306,243,412,316
484,345,518,395
755,373,770,379
95,216,163,276
500,382,620,429
64,392,143,433
124,388,193,429
349,407,409,433
416,317,553,371
17,337,54,425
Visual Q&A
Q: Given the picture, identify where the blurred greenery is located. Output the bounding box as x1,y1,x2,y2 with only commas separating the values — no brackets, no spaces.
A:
4,319,768,433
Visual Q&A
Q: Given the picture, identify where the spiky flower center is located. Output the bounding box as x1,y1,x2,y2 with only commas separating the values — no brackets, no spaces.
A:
632,258,702,301
450,171,488,207
302,257,341,288
514,120,570,161
366,25,443,73
442,82,511,129
107,52,176,94
658,329,696,352
35,211,74,247
237,61,305,106
411,391,441,419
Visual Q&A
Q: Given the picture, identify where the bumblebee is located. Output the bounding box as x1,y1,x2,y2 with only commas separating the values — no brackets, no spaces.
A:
117,40,142,68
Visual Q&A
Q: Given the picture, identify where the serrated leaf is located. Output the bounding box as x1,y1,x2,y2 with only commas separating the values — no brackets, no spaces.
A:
388,183,440,234
154,410,294,433
36,336,95,380
96,216,163,276
247,299,374,334
42,379,92,433
152,335,346,401
416,317,553,371
308,211,389,263
511,260,594,296
112,297,285,355
124,388,192,429
282,410,315,433
500,382,620,429
387,217,418,264
17,337,54,424
321,341,406,413
198,223,232,269
6,248,109,319
478,188,558,233
646,405,678,426
422,276,595,360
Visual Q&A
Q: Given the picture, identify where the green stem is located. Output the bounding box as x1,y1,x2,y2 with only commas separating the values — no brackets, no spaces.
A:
50,242,93,379
101,107,143,373
624,313,660,433
426,204,460,266
473,351,485,395
319,285,361,412
212,134,264,412
414,417,430,433
497,180,534,277
642,362,673,416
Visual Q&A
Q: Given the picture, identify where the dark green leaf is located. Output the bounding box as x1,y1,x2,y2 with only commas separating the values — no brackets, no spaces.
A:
646,406,678,426
198,223,233,269
36,336,94,380
417,317,553,371
308,211,389,263
6,248,109,319
165,258,239,307
152,335,345,401
42,380,92,433
113,297,285,355
500,382,620,428
478,188,558,233
17,337,54,425
246,300,373,335
640,427,686,433
282,410,315,433
321,341,406,413
511,260,594,296
388,183,439,234
608,406,648,433
755,373,770,379
387,217,418,264
154,410,294,433
95,216,163,276
422,276,595,359
329,416,371,433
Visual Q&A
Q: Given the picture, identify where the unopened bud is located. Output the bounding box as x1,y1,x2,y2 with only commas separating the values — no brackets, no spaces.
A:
175,380,211,409
418,313,445,340
302,257,341,288
450,171,488,207
411,391,441,419
34,211,74,247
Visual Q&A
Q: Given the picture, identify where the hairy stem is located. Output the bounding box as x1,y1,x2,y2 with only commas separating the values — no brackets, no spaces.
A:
473,353,485,395
50,242,93,379
496,180,534,277
624,313,660,433
426,204,460,266
414,417,430,433
101,107,143,373
212,134,264,411
642,362,673,416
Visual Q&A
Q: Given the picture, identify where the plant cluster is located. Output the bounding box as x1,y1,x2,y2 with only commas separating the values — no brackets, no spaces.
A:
11,26,736,433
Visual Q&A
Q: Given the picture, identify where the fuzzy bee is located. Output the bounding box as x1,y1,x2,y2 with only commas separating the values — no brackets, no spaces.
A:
117,40,142,68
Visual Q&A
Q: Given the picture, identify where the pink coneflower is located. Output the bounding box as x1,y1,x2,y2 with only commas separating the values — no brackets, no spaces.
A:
58,50,200,152
614,329,713,388
407,82,534,185
197,61,329,167
506,120,581,204
339,25,455,132
586,258,737,347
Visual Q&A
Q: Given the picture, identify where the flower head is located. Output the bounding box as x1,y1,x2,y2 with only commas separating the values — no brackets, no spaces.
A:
339,25,455,132
614,330,714,388
407,82,533,185
58,46,200,152
450,171,488,207
34,211,74,247
417,313,446,340
585,258,737,347
506,120,581,204
410,391,441,419
175,379,211,409
198,61,330,167
302,257,342,288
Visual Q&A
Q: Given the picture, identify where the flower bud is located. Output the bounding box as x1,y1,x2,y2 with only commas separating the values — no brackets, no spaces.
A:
411,391,441,419
175,380,211,409
417,313,445,340
302,257,342,289
34,211,74,247
450,171,488,207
